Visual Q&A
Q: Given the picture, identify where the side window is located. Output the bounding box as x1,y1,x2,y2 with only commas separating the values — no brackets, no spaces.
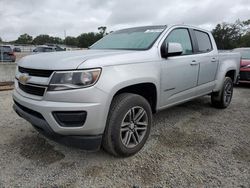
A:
194,30,212,53
166,29,193,55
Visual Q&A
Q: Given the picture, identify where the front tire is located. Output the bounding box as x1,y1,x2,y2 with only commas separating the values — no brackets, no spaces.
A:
211,77,233,108
102,93,152,157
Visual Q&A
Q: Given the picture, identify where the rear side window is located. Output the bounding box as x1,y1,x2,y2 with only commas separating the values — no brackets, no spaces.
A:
194,30,212,53
166,29,193,55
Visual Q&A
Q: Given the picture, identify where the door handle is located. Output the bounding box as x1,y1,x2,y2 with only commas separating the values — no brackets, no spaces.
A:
190,60,198,66
211,58,217,62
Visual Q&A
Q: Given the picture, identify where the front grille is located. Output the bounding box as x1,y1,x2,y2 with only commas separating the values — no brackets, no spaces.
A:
14,100,44,120
240,71,250,81
18,82,46,96
19,66,54,77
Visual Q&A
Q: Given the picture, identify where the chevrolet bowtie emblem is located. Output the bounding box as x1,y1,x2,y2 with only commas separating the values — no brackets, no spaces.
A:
19,73,31,85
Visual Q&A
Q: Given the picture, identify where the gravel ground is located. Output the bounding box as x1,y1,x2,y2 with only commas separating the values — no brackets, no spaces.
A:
0,85,249,187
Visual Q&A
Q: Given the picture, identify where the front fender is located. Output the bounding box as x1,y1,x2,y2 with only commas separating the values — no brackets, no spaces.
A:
95,62,161,122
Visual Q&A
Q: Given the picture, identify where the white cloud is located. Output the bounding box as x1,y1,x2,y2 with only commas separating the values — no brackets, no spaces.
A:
0,0,249,41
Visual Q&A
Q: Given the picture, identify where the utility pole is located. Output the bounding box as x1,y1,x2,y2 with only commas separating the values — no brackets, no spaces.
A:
64,30,66,45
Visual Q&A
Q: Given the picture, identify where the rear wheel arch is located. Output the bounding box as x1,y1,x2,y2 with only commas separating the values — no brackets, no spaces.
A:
225,69,236,82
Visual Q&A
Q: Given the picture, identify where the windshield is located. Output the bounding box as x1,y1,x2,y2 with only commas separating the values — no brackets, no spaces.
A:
90,26,166,50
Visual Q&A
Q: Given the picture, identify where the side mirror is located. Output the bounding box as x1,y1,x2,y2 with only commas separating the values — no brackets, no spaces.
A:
161,42,183,58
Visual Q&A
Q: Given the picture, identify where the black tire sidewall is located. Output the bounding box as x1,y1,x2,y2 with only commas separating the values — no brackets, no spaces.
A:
211,77,233,108
110,94,152,156
220,77,233,108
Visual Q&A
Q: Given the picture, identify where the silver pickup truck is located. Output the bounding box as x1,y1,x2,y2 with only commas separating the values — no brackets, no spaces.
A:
13,25,240,157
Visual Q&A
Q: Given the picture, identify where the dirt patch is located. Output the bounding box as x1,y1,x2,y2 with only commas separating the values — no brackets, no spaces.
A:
18,135,65,165
133,160,163,185
84,165,105,177
158,127,217,150
232,145,250,162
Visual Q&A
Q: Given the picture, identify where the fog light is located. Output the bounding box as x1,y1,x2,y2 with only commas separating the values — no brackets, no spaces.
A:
52,111,87,127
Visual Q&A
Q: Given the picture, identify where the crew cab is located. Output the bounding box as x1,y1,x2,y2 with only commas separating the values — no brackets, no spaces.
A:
13,25,240,157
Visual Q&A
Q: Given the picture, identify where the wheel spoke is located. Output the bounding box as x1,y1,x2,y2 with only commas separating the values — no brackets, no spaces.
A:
136,121,147,126
134,130,140,142
132,132,139,145
121,122,130,128
134,109,145,123
125,132,132,146
135,126,147,131
121,126,129,132
128,109,135,122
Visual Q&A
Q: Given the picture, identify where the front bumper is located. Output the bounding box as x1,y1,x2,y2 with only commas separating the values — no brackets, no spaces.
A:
13,102,102,150
13,88,108,135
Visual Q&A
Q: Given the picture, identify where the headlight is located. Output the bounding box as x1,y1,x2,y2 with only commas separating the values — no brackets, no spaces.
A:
48,68,101,91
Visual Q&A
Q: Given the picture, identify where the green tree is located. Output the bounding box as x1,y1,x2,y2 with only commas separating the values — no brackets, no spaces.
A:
77,32,103,48
239,19,250,47
212,19,250,49
64,36,78,46
76,26,107,48
0,37,2,43
15,33,33,44
240,32,250,47
51,37,63,44
98,26,107,36
32,35,63,45
33,34,51,45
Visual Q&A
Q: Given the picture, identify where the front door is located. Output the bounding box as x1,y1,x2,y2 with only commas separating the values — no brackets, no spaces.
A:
160,28,199,107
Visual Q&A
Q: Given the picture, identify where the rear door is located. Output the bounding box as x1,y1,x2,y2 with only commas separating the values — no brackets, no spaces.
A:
160,28,199,106
193,30,218,85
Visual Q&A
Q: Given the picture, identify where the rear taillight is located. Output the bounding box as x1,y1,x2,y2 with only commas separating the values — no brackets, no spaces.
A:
8,52,14,56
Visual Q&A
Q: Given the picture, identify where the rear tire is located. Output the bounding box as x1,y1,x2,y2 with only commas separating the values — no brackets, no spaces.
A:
102,93,152,157
211,77,233,108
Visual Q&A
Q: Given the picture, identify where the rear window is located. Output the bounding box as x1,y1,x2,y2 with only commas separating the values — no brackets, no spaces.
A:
0,46,12,52
194,30,212,53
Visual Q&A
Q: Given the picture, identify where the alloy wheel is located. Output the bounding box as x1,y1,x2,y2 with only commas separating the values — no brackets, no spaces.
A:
120,106,148,148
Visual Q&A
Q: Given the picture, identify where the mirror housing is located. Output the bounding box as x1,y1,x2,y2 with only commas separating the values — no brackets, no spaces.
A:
161,42,183,58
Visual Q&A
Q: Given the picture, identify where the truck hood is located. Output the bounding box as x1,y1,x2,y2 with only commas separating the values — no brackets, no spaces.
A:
18,49,157,70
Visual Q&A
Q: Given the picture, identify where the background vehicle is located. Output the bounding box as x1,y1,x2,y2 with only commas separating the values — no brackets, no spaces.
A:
33,46,56,53
13,25,240,157
13,47,21,52
45,44,65,51
33,45,65,53
0,45,16,62
233,48,250,83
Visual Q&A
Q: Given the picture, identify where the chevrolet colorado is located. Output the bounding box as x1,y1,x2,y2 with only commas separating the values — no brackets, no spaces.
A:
13,25,240,157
